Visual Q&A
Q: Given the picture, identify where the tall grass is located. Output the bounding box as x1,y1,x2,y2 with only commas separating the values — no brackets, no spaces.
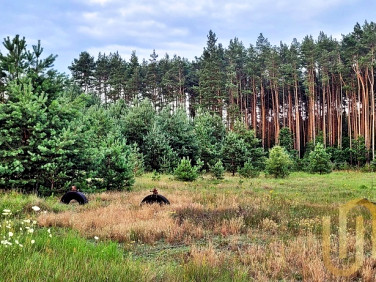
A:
2,171,376,280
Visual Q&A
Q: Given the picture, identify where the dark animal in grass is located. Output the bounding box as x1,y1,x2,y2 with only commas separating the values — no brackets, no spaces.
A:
141,188,170,205
61,188,88,205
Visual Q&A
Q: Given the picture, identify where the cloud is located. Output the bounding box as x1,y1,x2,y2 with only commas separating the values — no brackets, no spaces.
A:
86,41,203,62
1,0,371,74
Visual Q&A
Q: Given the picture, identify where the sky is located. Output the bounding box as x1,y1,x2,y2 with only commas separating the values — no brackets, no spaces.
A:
1,0,375,74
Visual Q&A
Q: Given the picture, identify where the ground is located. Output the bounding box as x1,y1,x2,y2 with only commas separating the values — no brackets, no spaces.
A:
1,171,376,281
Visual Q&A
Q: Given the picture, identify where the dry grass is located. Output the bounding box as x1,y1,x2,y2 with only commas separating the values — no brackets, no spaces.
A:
36,172,376,280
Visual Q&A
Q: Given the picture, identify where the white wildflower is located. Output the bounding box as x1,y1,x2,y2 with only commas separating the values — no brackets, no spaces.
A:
94,236,99,240
31,240,35,244
28,228,34,234
47,228,51,233
8,232,13,237
49,234,52,238
19,244,23,247
15,240,19,244
6,225,11,229
32,220,37,225
3,209,11,213
23,219,30,223
31,206,40,212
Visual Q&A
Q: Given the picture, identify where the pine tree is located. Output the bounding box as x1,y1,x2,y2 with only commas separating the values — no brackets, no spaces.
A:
210,160,225,179
221,131,248,175
308,143,332,174
265,146,292,178
194,110,225,168
198,30,226,116
69,51,96,93
157,107,199,162
174,157,199,181
142,124,177,172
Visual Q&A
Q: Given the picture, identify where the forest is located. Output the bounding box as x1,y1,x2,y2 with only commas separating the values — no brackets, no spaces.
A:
1,21,376,194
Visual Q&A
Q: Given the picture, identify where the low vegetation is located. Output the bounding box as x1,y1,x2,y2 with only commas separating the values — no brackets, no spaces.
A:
2,171,376,280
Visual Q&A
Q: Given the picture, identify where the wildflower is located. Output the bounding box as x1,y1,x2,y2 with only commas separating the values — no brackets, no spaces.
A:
8,232,13,237
6,225,11,229
28,228,34,234
47,228,51,233
49,234,52,238
32,206,40,212
31,240,35,244
19,244,23,247
32,220,37,225
94,236,99,240
23,219,30,223
3,209,10,213
15,240,19,244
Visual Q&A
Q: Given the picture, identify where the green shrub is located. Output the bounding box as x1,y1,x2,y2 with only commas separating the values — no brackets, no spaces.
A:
174,157,199,181
151,170,161,181
238,160,260,178
308,143,332,174
265,146,293,178
210,160,225,179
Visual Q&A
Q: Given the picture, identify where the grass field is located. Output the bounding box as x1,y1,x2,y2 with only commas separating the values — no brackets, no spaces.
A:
2,171,376,281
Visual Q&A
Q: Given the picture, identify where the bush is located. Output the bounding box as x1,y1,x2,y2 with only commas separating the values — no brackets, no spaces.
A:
129,144,144,176
265,146,293,178
210,160,225,179
238,160,260,178
308,143,332,174
174,157,199,181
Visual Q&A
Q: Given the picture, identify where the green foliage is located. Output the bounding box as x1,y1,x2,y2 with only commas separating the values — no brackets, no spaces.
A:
221,131,248,176
265,146,293,178
210,160,225,179
194,110,225,169
151,170,161,181
122,99,155,147
174,157,199,181
238,160,260,178
222,124,266,176
95,137,135,191
68,51,96,92
279,127,294,152
0,79,89,193
198,30,226,115
350,136,368,166
129,144,144,177
142,124,178,172
157,107,199,163
326,146,350,170
308,143,332,174
233,121,266,169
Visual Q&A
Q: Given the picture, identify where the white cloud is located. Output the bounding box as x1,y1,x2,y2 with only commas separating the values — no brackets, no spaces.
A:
87,42,203,62
87,0,113,6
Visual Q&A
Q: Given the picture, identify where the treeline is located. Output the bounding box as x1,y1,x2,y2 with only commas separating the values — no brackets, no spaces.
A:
70,21,376,160
1,21,376,194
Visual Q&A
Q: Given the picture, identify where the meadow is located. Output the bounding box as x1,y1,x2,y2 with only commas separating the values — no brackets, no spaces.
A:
2,171,376,281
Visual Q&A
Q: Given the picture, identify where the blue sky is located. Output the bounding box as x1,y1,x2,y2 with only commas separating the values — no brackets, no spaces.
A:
1,0,375,73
